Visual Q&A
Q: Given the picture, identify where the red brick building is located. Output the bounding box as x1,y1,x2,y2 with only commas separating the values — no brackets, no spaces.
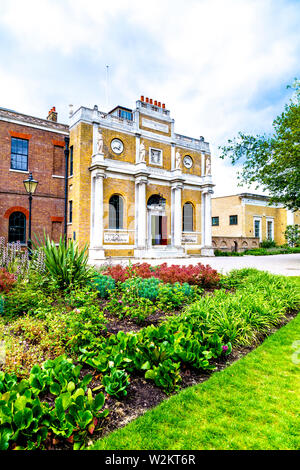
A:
0,106,69,246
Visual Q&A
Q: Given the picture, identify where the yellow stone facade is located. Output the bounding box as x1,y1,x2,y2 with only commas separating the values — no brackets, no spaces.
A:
212,194,299,247
67,99,214,261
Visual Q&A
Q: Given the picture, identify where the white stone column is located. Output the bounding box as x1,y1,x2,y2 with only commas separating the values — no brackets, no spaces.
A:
135,133,141,163
89,168,106,262
204,191,212,246
201,152,205,176
93,171,104,247
171,143,175,170
136,177,147,248
173,184,182,247
201,189,214,256
93,122,98,156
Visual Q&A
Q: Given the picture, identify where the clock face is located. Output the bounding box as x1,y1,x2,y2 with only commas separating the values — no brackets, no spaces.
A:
111,138,124,154
183,155,193,169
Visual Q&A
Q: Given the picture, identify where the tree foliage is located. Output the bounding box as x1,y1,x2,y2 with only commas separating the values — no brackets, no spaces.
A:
219,80,300,211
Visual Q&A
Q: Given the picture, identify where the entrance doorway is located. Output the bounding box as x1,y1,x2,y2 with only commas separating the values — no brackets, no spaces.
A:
151,215,167,245
147,195,167,246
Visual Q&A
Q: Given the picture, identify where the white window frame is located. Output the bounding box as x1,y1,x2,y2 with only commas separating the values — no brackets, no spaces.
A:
266,217,274,241
253,216,262,241
149,147,163,167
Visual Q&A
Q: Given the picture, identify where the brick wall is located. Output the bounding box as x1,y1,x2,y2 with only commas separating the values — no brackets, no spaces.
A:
0,118,67,244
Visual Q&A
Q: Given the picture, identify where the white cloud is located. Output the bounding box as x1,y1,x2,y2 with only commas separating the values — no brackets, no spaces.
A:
0,0,299,196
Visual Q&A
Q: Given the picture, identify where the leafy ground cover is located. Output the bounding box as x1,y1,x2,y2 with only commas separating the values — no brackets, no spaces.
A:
0,236,299,450
91,279,300,450
214,246,300,256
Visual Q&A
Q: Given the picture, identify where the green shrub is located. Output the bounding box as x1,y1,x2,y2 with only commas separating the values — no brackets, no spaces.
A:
121,276,161,301
260,239,277,248
0,357,108,450
156,282,198,311
145,359,182,394
92,274,115,298
102,368,130,398
3,282,52,319
0,296,4,315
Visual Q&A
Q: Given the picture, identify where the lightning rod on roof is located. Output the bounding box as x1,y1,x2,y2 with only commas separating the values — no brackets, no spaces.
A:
106,65,110,110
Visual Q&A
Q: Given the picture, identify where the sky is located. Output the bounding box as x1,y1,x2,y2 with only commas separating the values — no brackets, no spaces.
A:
0,0,299,197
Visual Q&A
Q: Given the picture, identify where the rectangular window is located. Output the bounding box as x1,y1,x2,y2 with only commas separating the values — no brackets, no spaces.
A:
212,216,219,226
267,220,273,240
69,200,73,224
254,219,261,238
229,215,238,225
119,109,133,121
53,145,63,175
69,145,73,176
11,137,28,171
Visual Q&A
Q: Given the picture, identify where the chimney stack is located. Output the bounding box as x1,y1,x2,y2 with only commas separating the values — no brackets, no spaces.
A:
47,106,58,122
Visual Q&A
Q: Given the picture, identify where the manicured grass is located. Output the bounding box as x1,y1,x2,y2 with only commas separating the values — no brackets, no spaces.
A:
91,278,300,450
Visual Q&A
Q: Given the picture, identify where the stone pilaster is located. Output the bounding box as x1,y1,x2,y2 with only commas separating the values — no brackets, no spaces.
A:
134,162,149,258
201,187,214,256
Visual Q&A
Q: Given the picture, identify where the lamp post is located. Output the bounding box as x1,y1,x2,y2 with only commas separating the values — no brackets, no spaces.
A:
23,173,38,259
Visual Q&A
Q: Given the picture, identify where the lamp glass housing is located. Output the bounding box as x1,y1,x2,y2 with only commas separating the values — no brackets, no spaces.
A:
23,173,38,195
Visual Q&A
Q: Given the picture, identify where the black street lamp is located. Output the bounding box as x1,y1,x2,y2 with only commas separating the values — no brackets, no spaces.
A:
23,172,38,259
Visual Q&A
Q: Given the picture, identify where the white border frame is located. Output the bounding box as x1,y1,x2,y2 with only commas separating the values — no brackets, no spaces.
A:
253,216,262,241
149,146,163,167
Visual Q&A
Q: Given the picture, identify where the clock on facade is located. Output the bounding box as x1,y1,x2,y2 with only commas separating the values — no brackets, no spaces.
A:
183,155,193,169
111,138,124,154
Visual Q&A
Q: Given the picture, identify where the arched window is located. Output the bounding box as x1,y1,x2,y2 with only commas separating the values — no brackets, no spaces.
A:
183,202,193,232
8,211,26,243
109,195,123,229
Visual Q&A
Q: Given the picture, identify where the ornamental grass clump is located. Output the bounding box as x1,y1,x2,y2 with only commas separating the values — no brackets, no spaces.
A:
35,235,95,291
184,269,300,346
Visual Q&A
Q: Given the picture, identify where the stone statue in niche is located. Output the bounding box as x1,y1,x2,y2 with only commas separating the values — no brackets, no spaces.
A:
97,127,104,154
139,141,146,162
205,155,211,175
175,150,181,169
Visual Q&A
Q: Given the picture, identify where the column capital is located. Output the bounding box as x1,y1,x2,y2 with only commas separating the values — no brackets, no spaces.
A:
135,175,148,185
171,182,183,191
201,184,214,195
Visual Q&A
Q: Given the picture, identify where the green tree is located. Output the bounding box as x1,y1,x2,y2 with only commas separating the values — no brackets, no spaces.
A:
219,80,300,211
284,224,300,247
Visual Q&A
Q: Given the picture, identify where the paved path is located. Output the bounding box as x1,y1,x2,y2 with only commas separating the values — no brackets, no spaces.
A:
104,254,300,276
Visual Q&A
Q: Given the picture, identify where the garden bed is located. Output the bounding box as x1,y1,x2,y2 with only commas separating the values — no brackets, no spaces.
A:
44,308,298,450
0,237,299,450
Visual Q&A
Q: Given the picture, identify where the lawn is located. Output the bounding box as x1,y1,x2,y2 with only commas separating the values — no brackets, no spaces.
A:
91,282,300,450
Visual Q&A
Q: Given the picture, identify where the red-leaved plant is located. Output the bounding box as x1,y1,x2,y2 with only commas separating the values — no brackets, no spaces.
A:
0,268,17,293
104,262,219,288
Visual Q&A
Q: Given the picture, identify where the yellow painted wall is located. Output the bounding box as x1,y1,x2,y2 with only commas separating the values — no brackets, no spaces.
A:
67,122,93,247
212,196,244,237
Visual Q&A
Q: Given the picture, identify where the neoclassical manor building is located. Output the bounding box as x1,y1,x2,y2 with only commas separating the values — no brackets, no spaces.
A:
67,97,214,262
